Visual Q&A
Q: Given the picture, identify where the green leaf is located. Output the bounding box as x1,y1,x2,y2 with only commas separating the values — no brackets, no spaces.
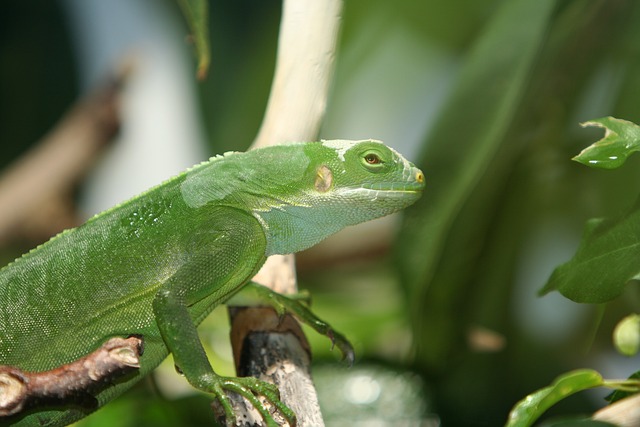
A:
540,200,640,303
505,370,604,427
177,0,210,80
605,371,640,403
573,117,640,169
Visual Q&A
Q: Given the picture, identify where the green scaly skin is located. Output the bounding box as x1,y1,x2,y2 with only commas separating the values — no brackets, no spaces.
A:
0,140,424,426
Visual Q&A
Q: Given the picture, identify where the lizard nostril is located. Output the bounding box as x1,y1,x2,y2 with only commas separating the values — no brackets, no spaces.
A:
416,171,424,183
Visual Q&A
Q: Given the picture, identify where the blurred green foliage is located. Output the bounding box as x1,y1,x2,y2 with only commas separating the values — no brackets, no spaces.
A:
176,0,210,80
393,0,640,424
4,0,640,426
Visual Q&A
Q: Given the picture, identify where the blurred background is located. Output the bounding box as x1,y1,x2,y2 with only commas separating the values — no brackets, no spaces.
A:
2,0,640,426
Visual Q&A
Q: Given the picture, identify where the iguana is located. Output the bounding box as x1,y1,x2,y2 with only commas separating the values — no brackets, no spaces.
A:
0,140,424,426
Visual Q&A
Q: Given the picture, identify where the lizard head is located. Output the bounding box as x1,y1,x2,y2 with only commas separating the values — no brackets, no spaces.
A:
253,139,425,255
310,139,425,219
249,139,424,254
252,139,425,254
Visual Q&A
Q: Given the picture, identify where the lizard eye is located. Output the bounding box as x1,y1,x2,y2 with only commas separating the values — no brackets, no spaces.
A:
364,153,381,164
360,149,388,172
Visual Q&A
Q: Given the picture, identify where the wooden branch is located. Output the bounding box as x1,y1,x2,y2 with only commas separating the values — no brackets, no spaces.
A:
211,307,321,427
247,0,342,316
0,66,127,246
223,1,344,425
0,336,142,417
251,254,298,295
251,0,342,150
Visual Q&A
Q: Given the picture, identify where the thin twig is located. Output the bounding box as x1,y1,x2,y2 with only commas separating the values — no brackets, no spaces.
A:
0,336,143,417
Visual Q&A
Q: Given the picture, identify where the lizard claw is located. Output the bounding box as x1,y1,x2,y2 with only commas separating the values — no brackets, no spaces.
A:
210,376,297,427
327,329,355,366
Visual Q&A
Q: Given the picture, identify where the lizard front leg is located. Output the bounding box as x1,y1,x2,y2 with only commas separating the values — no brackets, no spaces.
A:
151,208,296,426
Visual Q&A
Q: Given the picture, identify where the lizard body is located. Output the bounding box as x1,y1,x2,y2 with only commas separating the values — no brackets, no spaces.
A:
0,140,424,426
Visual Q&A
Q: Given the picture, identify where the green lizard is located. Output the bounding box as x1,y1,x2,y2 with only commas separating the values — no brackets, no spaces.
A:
0,140,424,426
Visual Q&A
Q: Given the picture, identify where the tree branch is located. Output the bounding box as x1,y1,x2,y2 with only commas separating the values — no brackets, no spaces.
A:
224,1,344,425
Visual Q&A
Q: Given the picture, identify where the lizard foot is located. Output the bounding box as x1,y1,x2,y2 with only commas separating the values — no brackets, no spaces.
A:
246,282,355,365
208,375,296,427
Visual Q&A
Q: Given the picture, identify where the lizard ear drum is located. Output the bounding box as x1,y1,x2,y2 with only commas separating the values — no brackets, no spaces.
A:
314,165,333,193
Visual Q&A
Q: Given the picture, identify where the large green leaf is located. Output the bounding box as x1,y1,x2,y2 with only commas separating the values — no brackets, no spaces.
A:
541,118,640,303
540,204,640,303
573,117,640,169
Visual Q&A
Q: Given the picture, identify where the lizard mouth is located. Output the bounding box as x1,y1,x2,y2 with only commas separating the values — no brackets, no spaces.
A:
367,187,423,194
353,185,424,203
363,169,425,193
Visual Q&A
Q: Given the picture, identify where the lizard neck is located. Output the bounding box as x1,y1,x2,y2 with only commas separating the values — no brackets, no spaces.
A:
252,202,343,256
252,186,415,256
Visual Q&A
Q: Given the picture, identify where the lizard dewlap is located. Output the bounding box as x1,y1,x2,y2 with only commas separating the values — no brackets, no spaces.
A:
0,140,424,426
